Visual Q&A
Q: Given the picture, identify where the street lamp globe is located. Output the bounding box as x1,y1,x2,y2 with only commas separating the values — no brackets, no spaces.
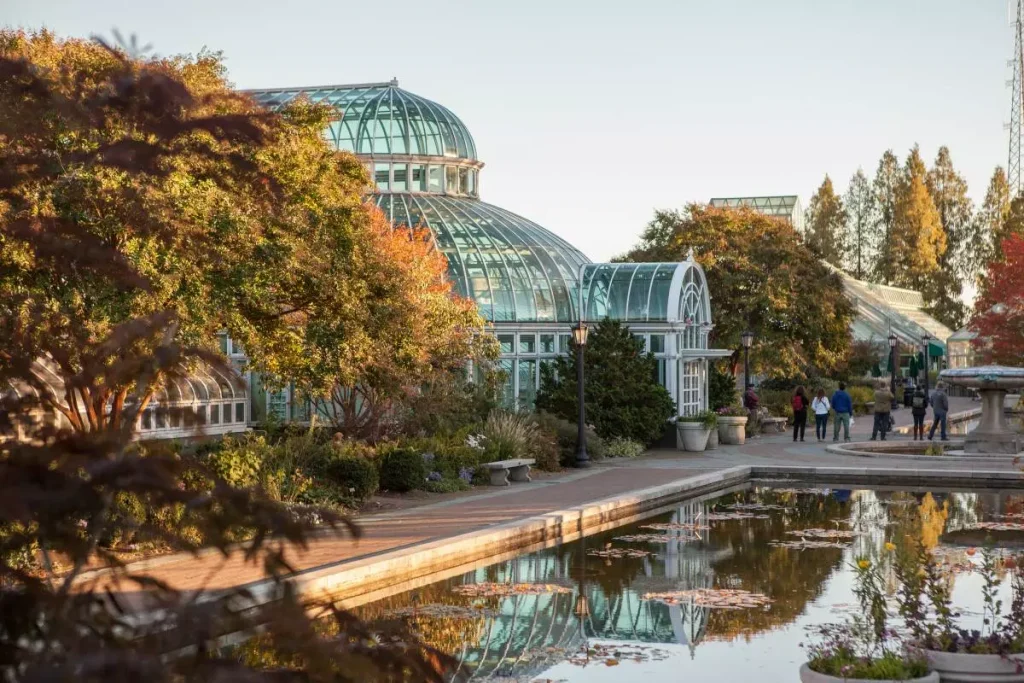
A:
888,333,898,349
572,322,589,347
741,330,754,348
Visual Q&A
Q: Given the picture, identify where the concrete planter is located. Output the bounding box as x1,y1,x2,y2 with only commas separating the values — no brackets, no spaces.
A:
799,663,938,683
922,649,1024,682
675,421,711,452
707,427,719,450
718,416,748,445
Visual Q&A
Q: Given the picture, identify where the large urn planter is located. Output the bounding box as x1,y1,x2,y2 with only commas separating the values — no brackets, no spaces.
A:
718,416,748,445
922,649,1024,682
675,421,711,452
799,663,938,683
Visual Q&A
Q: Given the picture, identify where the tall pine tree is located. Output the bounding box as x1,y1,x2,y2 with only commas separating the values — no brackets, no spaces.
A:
924,146,971,328
974,166,1011,278
892,146,949,323
843,168,876,280
804,175,847,267
873,150,901,284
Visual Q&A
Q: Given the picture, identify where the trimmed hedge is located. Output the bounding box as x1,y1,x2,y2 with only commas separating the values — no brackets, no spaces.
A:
378,448,427,493
325,457,379,501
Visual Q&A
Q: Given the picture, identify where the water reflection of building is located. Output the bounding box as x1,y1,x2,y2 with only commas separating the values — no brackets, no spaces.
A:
452,501,725,679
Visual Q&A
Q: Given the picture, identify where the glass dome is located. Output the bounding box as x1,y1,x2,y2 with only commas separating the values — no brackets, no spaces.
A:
376,194,588,323
247,80,477,160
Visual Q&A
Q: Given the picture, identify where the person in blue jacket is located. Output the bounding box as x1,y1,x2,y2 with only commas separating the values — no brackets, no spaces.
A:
831,382,853,442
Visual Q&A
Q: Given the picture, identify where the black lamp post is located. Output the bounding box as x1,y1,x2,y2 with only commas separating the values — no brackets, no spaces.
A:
573,322,590,468
921,333,931,399
741,330,754,396
888,333,899,410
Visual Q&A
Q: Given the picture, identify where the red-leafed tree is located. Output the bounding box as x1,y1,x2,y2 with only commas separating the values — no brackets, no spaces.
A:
970,234,1024,365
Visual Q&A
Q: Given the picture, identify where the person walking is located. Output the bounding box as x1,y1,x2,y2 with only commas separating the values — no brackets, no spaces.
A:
871,381,894,441
928,383,950,441
910,385,929,441
792,385,809,442
811,388,831,442
830,382,853,442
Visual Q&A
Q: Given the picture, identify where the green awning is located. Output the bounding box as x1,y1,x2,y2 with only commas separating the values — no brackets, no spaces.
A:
927,340,944,357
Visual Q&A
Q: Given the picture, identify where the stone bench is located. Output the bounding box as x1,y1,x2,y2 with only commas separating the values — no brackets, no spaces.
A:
483,458,535,486
762,417,788,433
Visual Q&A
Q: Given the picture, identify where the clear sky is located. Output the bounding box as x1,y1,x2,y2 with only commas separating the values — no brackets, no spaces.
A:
5,0,1014,261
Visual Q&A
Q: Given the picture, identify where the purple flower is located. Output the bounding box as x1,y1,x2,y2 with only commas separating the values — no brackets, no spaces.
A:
428,471,443,482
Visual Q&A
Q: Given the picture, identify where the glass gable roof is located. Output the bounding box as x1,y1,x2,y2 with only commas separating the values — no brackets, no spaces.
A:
708,195,800,217
581,261,711,325
246,80,477,160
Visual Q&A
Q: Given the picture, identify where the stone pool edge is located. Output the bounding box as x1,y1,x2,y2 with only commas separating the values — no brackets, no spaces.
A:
231,464,1023,609
267,465,751,605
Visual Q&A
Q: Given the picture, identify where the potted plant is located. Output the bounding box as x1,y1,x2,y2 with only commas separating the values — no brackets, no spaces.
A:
716,405,749,445
801,551,936,682
675,410,717,452
895,546,1024,681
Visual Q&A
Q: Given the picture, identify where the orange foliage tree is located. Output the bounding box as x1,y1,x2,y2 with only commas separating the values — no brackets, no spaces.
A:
305,207,493,441
970,234,1024,365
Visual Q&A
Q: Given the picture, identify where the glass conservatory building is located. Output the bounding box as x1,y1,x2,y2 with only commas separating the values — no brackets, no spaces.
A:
244,80,730,418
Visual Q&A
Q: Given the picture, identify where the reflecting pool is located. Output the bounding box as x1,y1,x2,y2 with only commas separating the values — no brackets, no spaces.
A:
350,485,1024,682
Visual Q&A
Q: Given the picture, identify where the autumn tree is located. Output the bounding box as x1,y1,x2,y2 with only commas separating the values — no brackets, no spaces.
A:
974,166,1011,277
804,174,847,267
889,146,950,325
306,208,493,441
971,234,1024,365
925,146,972,328
0,30,419,434
0,32,448,683
992,193,1024,263
621,204,855,379
873,150,902,284
843,167,876,280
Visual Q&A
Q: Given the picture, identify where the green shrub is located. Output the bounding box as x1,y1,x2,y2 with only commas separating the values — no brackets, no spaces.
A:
102,491,147,548
325,456,379,501
378,448,428,492
534,412,606,467
708,362,737,411
759,389,795,422
848,386,874,415
605,437,645,458
206,434,272,488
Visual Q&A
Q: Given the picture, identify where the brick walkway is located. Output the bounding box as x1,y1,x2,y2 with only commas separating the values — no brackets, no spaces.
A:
92,395,999,598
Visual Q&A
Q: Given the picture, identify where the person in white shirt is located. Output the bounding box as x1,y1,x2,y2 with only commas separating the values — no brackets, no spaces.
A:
811,388,831,442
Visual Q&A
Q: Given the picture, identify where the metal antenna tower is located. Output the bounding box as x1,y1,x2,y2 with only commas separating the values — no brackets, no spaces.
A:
1010,0,1024,194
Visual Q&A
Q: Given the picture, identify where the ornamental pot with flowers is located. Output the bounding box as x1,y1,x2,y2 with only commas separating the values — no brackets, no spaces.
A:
801,549,937,682
675,411,717,452
895,545,1024,682
716,405,749,445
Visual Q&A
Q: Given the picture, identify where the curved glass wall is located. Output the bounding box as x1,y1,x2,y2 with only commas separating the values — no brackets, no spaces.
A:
247,80,477,160
377,194,588,324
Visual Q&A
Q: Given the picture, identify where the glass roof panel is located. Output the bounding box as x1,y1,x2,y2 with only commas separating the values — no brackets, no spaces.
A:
375,194,587,323
247,82,478,161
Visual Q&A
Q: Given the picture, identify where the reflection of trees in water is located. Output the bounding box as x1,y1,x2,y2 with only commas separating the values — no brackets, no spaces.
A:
703,489,848,641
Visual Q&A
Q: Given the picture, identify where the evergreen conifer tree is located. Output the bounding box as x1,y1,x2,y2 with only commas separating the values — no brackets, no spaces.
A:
872,150,902,284
536,319,676,444
805,175,847,267
843,168,877,280
974,166,1011,278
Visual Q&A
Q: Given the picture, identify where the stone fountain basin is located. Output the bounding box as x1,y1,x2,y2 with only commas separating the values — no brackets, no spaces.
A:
941,365,1024,390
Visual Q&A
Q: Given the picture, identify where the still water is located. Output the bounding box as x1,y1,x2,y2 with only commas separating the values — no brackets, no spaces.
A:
351,485,1024,682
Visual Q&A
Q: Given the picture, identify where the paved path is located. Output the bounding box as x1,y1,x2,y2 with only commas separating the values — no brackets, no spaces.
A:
95,396,1002,597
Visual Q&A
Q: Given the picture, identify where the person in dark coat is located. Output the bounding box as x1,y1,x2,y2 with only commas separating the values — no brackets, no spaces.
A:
792,385,809,442
910,385,929,441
